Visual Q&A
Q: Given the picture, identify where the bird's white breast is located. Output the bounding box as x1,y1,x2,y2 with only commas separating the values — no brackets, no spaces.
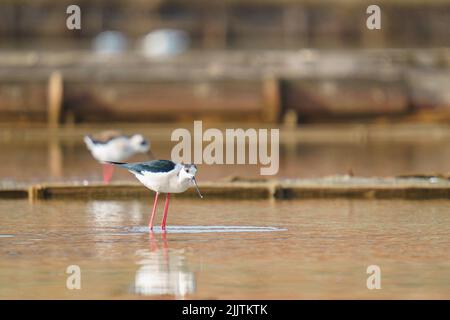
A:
134,168,191,194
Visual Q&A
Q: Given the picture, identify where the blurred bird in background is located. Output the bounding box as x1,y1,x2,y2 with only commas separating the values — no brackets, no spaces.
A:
84,130,154,183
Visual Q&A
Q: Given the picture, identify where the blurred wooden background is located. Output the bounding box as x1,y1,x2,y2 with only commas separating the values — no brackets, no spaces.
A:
0,0,449,125
1,0,449,49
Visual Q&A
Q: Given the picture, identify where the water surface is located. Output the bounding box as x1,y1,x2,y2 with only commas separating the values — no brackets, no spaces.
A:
0,198,449,299
1,139,450,183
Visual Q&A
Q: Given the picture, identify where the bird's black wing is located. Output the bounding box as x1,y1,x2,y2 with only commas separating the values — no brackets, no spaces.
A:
107,160,176,174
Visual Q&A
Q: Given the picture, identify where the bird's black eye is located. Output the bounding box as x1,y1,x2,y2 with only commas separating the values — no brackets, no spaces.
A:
140,140,147,146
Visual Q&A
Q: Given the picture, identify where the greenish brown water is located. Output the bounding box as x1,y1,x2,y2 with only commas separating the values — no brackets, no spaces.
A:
0,198,449,299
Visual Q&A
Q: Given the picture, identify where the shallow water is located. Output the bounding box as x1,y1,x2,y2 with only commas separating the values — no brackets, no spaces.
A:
1,139,450,183
0,198,449,299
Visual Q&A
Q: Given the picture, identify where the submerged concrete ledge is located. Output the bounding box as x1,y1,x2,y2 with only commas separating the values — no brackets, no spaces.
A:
1,177,447,200
27,182,275,200
0,188,28,199
276,184,450,200
277,177,450,200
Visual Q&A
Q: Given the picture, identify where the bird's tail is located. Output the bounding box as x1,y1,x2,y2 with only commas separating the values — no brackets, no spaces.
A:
105,161,137,173
105,161,127,166
83,135,95,150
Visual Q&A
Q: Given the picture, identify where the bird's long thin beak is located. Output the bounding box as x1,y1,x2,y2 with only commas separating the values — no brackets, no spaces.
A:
192,177,203,198
147,149,156,160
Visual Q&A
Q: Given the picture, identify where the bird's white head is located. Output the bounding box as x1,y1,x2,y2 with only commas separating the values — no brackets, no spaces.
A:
130,134,150,153
179,164,203,198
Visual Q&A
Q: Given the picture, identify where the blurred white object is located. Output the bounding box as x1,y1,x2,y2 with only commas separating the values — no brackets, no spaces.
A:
140,29,190,58
93,31,127,55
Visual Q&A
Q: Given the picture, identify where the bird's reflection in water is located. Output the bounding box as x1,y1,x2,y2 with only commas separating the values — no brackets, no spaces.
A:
133,232,196,298
86,200,144,257
86,200,143,227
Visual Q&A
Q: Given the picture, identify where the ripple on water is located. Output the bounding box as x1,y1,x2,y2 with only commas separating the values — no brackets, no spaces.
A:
126,226,287,234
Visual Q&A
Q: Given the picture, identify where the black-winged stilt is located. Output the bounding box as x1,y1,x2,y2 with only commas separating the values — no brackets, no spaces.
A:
107,160,203,231
84,130,154,183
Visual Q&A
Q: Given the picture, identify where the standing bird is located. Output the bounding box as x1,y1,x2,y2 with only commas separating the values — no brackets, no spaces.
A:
107,160,203,231
84,130,154,183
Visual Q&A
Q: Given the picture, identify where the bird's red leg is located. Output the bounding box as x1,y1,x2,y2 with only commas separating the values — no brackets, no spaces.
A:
148,192,159,231
161,193,171,231
103,164,114,183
